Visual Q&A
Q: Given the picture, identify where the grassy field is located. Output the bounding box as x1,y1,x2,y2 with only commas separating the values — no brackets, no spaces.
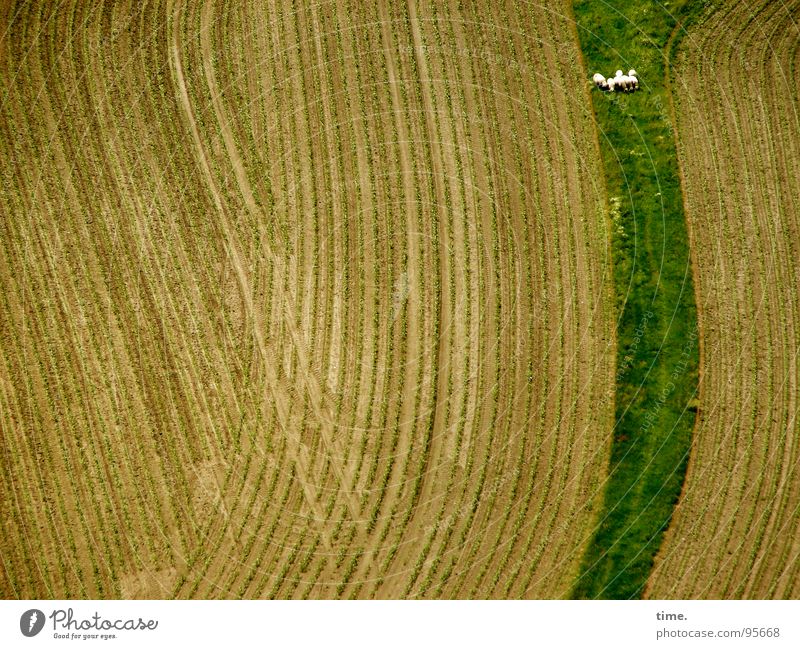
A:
0,0,614,598
570,0,701,599
647,0,800,598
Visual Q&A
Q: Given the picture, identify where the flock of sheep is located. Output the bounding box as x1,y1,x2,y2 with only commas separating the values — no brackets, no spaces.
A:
593,69,639,92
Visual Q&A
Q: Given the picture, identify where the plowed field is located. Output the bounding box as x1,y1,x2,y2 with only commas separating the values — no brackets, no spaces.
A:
0,0,614,598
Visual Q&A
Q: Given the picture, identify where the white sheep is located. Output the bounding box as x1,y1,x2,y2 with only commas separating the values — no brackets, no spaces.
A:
596,68,640,93
593,72,609,89
623,75,635,91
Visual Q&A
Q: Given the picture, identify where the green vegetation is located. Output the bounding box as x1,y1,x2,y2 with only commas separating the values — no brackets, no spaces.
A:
571,0,705,599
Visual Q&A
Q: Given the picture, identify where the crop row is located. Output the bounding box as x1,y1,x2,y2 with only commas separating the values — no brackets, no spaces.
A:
0,0,614,599
647,0,800,599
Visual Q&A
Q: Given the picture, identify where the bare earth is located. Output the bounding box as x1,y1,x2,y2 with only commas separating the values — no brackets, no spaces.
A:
0,0,614,598
647,0,800,598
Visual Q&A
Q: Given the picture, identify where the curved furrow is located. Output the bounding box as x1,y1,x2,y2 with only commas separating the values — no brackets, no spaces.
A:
648,0,800,599
1,0,614,599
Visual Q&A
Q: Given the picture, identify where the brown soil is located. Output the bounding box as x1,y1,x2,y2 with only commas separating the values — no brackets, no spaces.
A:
0,0,614,598
647,0,800,599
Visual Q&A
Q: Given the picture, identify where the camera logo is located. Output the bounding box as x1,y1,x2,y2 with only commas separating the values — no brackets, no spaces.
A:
20,609,45,637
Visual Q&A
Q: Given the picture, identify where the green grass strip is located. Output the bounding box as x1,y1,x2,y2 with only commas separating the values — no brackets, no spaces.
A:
570,0,705,599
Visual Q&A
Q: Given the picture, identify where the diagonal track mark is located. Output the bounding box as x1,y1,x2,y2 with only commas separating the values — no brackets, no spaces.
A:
168,4,338,548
